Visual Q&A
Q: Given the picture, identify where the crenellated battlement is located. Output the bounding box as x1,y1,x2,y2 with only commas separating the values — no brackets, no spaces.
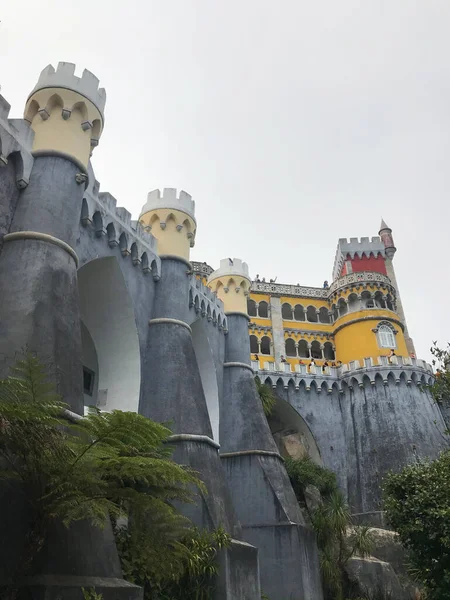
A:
80,164,160,278
28,62,106,117
333,236,386,280
0,95,34,189
208,258,250,282
189,276,227,331
140,188,196,223
256,355,434,393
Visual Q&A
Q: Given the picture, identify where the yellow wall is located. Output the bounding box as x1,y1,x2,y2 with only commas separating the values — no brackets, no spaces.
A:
334,312,407,365
25,88,102,168
139,208,196,260
248,290,406,367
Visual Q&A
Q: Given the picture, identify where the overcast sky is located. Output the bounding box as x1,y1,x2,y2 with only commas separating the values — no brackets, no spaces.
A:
2,1,450,363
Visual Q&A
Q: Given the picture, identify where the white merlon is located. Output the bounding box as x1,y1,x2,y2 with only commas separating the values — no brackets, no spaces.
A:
140,188,196,223
208,258,250,282
29,62,106,116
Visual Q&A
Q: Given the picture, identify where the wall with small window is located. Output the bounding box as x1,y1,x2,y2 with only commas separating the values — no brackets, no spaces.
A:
334,316,407,365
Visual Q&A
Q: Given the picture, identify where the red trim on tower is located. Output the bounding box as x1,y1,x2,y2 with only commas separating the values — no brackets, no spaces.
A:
343,254,387,276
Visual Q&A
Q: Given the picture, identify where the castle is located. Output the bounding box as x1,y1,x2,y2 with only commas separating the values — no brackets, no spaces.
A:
0,62,447,600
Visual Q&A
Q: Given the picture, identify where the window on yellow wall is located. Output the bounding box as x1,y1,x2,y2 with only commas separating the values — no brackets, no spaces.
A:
377,324,396,349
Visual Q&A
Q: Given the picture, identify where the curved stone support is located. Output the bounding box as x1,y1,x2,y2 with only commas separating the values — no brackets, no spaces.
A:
220,313,324,600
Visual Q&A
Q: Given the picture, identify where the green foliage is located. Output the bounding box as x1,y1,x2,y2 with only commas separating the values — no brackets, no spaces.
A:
115,523,231,600
285,457,374,600
383,450,450,599
0,353,202,588
430,342,450,414
255,376,276,417
285,454,338,503
81,588,103,600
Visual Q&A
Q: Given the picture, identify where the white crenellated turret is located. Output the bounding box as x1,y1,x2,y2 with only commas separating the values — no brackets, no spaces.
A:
24,62,106,168
207,258,251,314
139,188,197,260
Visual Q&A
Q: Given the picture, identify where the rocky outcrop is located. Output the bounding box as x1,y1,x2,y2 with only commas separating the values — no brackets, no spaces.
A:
346,555,409,600
345,528,422,600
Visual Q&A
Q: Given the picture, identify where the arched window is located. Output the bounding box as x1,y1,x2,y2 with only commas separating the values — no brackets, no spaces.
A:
310,340,322,359
285,338,296,357
374,292,386,309
294,304,305,321
258,301,269,318
250,335,259,354
323,342,335,360
331,304,338,322
298,340,310,358
361,291,372,308
318,307,330,323
260,336,271,355
386,295,393,311
337,298,348,317
282,303,293,320
377,324,396,349
248,299,257,317
306,305,318,323
347,293,359,312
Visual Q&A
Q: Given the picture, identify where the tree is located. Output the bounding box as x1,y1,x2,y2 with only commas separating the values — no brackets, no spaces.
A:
255,376,276,416
0,353,202,597
430,341,450,415
383,450,450,600
285,456,373,600
115,523,231,600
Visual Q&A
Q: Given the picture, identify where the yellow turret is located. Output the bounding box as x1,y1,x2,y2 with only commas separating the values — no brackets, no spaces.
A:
139,188,196,261
24,62,106,169
207,258,251,315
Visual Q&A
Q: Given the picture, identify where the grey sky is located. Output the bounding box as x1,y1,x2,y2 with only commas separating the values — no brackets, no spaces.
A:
2,1,450,363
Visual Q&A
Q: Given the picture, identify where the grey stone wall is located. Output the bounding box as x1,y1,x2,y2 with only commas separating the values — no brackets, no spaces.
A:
276,376,448,516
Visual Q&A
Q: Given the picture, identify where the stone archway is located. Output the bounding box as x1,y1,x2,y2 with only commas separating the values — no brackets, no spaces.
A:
267,395,322,465
77,257,141,412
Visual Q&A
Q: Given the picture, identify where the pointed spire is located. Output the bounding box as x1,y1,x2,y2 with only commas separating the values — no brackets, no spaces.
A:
379,218,390,233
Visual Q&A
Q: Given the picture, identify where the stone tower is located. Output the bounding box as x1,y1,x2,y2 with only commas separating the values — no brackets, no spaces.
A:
379,219,415,355
0,62,142,599
208,259,323,600
138,198,261,599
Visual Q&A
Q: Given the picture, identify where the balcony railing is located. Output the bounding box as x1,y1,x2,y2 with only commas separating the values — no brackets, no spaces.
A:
328,271,393,295
252,355,433,379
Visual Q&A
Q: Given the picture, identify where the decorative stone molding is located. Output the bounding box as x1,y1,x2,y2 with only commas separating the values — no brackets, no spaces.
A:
75,172,88,184
220,449,283,461
372,321,398,335
166,434,220,450
3,231,79,266
148,317,192,333
334,315,404,335
223,362,254,373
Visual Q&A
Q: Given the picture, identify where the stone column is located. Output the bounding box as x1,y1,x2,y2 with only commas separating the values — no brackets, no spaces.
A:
209,260,323,600
269,296,285,364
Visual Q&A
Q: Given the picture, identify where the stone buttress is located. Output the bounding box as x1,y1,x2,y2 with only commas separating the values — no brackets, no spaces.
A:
0,63,141,600
208,259,324,600
139,192,261,599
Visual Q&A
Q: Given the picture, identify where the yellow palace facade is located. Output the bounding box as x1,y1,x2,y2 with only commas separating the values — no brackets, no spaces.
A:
194,220,415,375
